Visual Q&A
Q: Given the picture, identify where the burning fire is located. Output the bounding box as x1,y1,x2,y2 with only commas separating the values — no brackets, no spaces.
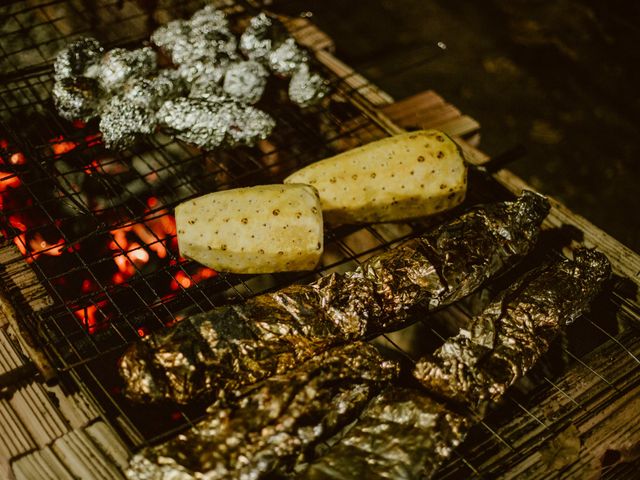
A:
74,300,108,334
0,134,218,335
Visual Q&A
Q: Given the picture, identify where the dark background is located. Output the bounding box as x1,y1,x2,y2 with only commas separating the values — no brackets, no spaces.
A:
271,0,640,252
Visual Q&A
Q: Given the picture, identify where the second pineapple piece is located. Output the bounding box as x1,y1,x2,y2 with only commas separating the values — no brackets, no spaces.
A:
284,130,467,224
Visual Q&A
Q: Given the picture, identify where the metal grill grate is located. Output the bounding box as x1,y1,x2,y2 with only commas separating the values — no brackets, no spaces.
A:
0,1,639,478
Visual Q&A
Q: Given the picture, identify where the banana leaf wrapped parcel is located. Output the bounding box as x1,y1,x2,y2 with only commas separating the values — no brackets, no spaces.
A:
303,249,610,480
119,191,550,405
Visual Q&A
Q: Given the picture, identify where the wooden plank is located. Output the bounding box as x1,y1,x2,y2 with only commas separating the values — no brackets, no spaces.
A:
284,16,335,53
441,330,640,479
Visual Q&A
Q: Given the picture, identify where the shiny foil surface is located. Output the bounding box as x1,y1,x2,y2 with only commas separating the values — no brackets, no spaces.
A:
125,343,398,480
268,37,309,76
289,64,329,108
239,13,288,62
156,97,275,149
414,248,611,413
119,193,549,405
52,76,101,121
97,47,157,92
222,60,269,104
52,5,329,150
302,387,470,480
53,37,103,81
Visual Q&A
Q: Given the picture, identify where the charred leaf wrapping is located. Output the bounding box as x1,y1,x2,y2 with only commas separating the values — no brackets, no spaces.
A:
304,249,610,479
125,342,398,480
119,192,550,405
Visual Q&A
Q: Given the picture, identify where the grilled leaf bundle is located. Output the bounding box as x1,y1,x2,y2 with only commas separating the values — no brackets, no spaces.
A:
125,342,398,480
304,249,610,479
119,192,550,405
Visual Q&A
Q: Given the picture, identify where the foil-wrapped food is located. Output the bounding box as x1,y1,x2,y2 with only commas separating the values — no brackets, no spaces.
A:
119,192,549,405
97,47,157,92
151,5,236,66
156,97,276,149
302,387,470,480
303,249,610,480
222,60,269,104
289,63,329,108
125,342,398,480
52,5,330,149
52,76,101,122
53,37,103,81
99,71,187,150
414,248,611,413
239,12,289,62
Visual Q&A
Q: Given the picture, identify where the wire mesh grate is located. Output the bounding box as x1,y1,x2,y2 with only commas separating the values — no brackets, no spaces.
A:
0,1,639,478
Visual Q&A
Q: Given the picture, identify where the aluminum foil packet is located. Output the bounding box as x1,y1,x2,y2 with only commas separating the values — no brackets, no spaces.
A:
52,76,101,121
99,96,156,150
54,37,104,81
414,248,611,413
151,5,236,66
289,63,329,108
239,12,289,62
157,97,275,149
222,60,269,104
302,387,470,480
268,37,309,76
97,47,158,92
125,343,398,480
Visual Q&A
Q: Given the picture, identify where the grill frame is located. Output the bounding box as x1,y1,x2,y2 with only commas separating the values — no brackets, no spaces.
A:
0,1,639,478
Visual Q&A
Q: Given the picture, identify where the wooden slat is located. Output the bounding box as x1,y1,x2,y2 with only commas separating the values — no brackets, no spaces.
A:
447,330,640,479
284,16,335,52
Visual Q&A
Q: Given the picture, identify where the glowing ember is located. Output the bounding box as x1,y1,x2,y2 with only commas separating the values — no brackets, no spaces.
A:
0,137,218,337
74,300,108,334
50,136,79,156
85,133,102,147
170,267,217,291
0,171,21,191
9,152,26,165
81,279,94,293
29,233,65,258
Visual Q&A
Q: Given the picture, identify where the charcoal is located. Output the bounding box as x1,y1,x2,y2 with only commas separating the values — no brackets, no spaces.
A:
222,60,269,104
54,37,103,81
98,47,157,92
414,248,611,412
303,388,470,480
289,64,329,108
119,192,549,405
125,343,398,480
268,37,309,76
239,13,288,62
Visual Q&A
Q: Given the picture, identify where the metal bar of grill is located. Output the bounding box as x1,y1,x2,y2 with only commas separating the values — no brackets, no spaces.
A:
0,1,639,479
